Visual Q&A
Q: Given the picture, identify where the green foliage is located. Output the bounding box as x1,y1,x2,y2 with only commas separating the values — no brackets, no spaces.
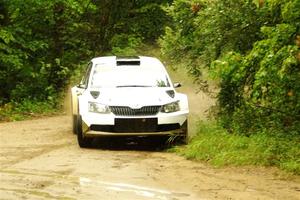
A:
160,0,300,174
0,99,60,121
212,0,300,134
110,34,143,56
129,2,172,41
160,0,300,135
177,121,300,175
160,0,263,65
86,0,171,52
0,0,171,118
0,0,94,105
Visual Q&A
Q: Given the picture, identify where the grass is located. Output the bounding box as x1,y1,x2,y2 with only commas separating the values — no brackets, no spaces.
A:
0,99,62,122
175,121,300,175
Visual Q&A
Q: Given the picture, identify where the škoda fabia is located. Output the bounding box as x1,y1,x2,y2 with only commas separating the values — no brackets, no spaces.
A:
71,56,189,147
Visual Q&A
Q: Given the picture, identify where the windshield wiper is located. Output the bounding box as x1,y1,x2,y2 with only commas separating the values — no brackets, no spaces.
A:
116,85,152,88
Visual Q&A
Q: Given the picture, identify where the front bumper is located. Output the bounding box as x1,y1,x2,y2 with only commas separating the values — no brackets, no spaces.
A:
81,111,188,137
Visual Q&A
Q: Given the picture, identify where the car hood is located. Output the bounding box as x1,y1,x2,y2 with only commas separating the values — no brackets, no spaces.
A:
87,87,176,107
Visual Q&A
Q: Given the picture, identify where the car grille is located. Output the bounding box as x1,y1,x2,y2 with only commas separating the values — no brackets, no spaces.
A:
115,118,157,132
109,106,161,116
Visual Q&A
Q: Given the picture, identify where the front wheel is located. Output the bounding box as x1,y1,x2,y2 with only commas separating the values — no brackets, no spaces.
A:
175,120,189,145
77,115,93,148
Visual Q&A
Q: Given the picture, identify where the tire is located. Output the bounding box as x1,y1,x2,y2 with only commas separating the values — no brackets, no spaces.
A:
77,115,92,148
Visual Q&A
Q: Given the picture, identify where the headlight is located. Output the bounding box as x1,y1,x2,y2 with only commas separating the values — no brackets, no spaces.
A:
88,102,110,114
161,101,180,113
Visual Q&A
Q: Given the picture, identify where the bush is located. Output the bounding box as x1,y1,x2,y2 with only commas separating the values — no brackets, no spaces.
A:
160,0,262,65
212,20,300,134
160,0,300,135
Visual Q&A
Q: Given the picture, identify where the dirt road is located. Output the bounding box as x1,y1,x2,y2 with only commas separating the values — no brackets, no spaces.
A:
1,66,300,200
0,115,300,200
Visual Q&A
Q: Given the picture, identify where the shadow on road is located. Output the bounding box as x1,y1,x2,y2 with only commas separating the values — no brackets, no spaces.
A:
89,136,174,152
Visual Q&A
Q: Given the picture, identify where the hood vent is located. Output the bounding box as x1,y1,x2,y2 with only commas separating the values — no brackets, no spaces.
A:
90,91,100,99
117,60,140,66
166,90,175,98
116,56,140,66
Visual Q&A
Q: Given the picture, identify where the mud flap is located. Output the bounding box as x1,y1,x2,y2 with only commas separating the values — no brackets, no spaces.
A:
77,115,92,148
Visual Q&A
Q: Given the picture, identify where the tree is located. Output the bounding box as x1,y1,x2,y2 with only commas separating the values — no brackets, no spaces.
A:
0,0,172,105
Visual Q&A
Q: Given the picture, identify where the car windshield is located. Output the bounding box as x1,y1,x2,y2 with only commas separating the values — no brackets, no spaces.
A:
90,65,171,88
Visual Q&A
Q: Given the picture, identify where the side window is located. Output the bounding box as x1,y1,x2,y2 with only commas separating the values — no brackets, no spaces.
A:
79,62,93,88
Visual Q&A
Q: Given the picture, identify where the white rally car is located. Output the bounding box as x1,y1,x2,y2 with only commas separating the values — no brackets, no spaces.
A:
71,56,189,147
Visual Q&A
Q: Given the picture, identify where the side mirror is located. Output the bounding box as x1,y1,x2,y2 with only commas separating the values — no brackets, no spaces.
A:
77,83,86,89
78,77,86,88
173,82,182,88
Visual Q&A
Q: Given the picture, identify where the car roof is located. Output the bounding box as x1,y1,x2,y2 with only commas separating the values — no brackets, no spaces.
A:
91,56,166,71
